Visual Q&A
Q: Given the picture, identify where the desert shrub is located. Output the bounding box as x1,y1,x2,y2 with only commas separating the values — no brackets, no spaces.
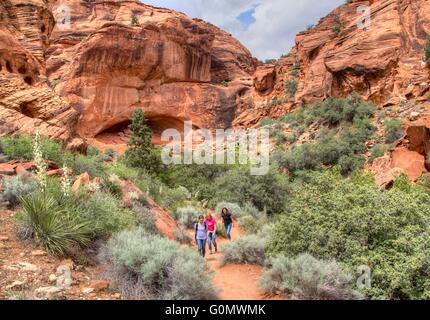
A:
338,154,365,176
71,153,105,178
102,149,116,162
100,228,217,300
216,222,227,238
215,201,243,218
310,95,376,127
278,116,372,176
101,175,123,197
160,163,228,200
74,191,136,239
274,131,287,145
0,176,38,208
175,206,200,228
131,15,138,25
133,204,158,235
425,37,430,67
259,118,275,127
173,226,192,245
238,203,267,233
370,144,388,161
17,192,93,255
257,223,275,240
285,79,298,98
0,135,67,163
238,215,261,234
157,186,190,212
278,143,321,172
107,161,141,181
267,170,430,299
209,167,290,215
417,173,430,193
384,119,403,143
259,253,362,300
221,235,266,266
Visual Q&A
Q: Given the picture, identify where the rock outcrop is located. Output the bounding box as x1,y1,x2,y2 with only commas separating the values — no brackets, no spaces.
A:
47,0,257,145
0,0,257,146
0,0,79,140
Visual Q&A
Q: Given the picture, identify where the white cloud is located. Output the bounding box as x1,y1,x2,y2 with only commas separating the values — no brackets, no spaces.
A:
142,0,344,60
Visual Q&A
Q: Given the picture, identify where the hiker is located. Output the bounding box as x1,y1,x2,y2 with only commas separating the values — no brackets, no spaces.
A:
195,215,207,257
221,207,233,241
205,212,217,254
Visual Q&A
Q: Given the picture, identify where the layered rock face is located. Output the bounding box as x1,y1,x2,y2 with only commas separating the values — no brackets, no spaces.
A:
47,0,257,144
0,0,79,140
0,0,257,145
294,0,430,104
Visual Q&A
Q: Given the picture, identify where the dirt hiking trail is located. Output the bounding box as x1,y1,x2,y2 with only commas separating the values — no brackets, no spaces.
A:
203,223,276,300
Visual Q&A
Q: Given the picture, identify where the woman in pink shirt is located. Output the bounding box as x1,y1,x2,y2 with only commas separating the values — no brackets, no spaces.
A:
205,213,217,254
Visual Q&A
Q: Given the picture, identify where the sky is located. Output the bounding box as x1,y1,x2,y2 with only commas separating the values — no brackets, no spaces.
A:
142,0,344,60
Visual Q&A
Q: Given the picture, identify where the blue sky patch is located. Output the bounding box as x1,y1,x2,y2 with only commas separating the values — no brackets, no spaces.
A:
237,4,259,30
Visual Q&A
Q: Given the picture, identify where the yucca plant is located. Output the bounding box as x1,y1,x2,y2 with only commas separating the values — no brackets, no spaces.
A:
20,192,93,256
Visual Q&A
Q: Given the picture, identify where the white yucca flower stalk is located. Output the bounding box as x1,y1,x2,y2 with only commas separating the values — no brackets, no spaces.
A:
33,130,48,191
61,164,72,197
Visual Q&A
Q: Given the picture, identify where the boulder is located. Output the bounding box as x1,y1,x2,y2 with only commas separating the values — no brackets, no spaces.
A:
89,280,110,292
71,173,90,192
391,148,427,182
253,66,276,93
0,163,16,175
34,286,63,300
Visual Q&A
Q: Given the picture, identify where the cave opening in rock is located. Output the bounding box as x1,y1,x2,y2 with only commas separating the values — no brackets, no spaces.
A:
6,61,12,73
20,101,39,118
94,116,191,146
24,76,33,85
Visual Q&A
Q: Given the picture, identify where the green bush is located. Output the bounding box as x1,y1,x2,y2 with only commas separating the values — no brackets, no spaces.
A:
209,167,290,215
267,170,430,299
221,235,266,266
101,176,123,197
175,206,200,228
173,226,192,245
0,176,38,208
100,228,218,300
370,144,388,161
259,118,275,127
259,253,362,300
106,161,141,181
216,222,227,238
285,79,298,98
384,119,403,143
133,204,158,235
74,191,136,239
71,154,105,178
18,192,93,256
215,201,242,218
0,135,68,163
238,202,267,234
310,95,376,127
131,15,138,25
157,186,190,212
276,98,375,176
